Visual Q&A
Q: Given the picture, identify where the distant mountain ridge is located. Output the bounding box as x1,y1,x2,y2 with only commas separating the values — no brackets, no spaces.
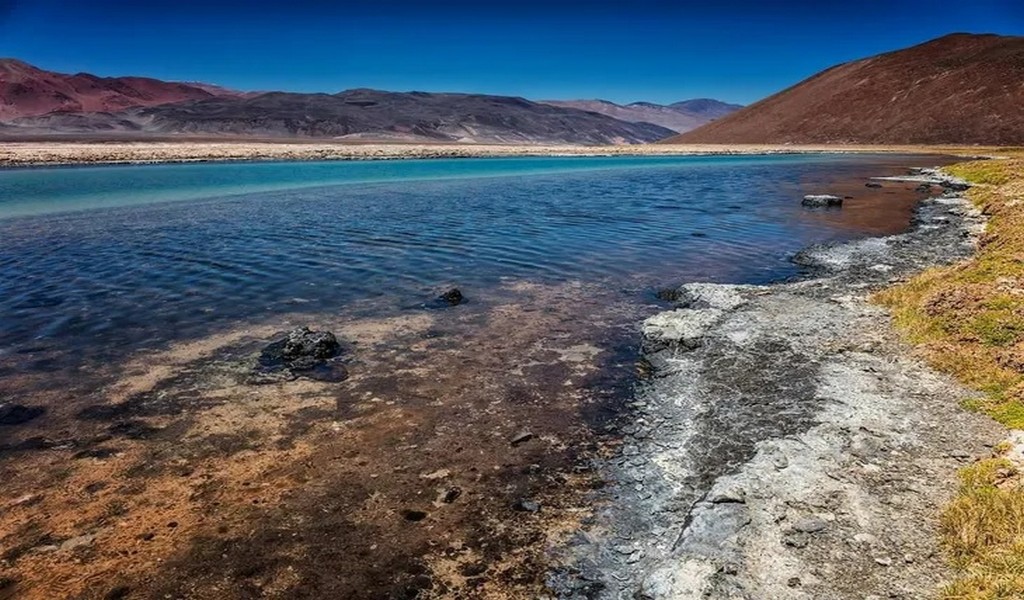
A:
0,59,742,144
541,98,742,133
0,58,242,121
668,33,1024,145
5,88,677,145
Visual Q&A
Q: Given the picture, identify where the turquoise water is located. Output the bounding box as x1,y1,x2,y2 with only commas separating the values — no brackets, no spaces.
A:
0,154,931,363
3,154,844,218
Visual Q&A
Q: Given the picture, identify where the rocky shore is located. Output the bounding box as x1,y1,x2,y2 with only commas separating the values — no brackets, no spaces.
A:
553,171,1004,599
0,141,982,168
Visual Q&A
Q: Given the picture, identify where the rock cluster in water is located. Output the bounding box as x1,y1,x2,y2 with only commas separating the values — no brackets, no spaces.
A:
252,327,348,383
439,288,464,306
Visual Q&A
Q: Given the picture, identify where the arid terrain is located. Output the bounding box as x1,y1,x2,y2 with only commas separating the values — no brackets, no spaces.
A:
670,33,1024,145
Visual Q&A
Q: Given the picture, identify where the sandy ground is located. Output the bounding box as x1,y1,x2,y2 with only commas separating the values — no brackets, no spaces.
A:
0,141,1000,167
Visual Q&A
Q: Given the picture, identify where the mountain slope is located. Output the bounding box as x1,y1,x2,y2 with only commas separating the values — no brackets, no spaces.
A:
7,89,676,144
668,33,1024,145
542,98,741,133
0,59,241,120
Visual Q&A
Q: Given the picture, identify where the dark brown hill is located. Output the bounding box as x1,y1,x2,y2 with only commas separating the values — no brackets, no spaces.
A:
668,33,1024,145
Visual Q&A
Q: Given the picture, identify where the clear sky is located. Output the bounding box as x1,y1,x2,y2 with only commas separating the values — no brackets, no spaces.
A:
1,0,1021,105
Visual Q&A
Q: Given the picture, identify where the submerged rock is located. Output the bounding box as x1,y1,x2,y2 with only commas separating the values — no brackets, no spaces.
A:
439,288,464,306
802,194,844,208
282,327,341,360
253,327,346,384
865,181,883,188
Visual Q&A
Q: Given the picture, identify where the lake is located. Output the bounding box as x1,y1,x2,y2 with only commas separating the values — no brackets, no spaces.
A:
0,153,947,599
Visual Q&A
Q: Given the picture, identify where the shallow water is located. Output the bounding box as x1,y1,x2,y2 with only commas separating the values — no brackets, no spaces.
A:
0,154,938,361
0,153,951,599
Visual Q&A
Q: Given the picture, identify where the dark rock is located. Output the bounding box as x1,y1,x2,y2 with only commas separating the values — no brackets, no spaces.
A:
254,327,346,383
439,288,464,306
282,327,341,361
787,577,802,588
865,181,883,188
441,487,462,504
0,403,45,426
916,183,934,193
802,195,844,208
401,509,428,522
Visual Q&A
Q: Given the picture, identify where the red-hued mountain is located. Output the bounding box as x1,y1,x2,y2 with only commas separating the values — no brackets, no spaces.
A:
0,59,242,120
668,33,1024,145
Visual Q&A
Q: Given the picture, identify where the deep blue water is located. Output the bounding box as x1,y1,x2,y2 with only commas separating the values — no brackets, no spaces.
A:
0,154,931,361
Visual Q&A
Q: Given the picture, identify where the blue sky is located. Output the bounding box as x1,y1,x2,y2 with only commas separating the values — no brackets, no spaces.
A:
1,0,1021,105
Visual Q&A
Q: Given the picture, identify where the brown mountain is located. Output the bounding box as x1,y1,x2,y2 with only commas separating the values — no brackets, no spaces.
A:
668,33,1024,145
0,58,242,121
542,98,741,133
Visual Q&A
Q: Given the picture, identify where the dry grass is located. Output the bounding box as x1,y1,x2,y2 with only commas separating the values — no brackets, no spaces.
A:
939,459,1024,599
874,154,1024,599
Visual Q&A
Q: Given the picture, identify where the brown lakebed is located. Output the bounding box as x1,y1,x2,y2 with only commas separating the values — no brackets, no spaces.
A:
0,154,956,598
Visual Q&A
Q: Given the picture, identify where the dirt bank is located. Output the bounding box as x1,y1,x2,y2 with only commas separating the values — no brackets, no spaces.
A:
552,172,1005,599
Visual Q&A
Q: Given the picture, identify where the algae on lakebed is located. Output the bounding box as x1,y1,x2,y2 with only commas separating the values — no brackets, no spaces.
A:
875,155,1024,600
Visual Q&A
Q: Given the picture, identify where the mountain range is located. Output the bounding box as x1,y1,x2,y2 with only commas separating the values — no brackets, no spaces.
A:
670,33,1024,145
0,59,739,144
541,98,742,134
